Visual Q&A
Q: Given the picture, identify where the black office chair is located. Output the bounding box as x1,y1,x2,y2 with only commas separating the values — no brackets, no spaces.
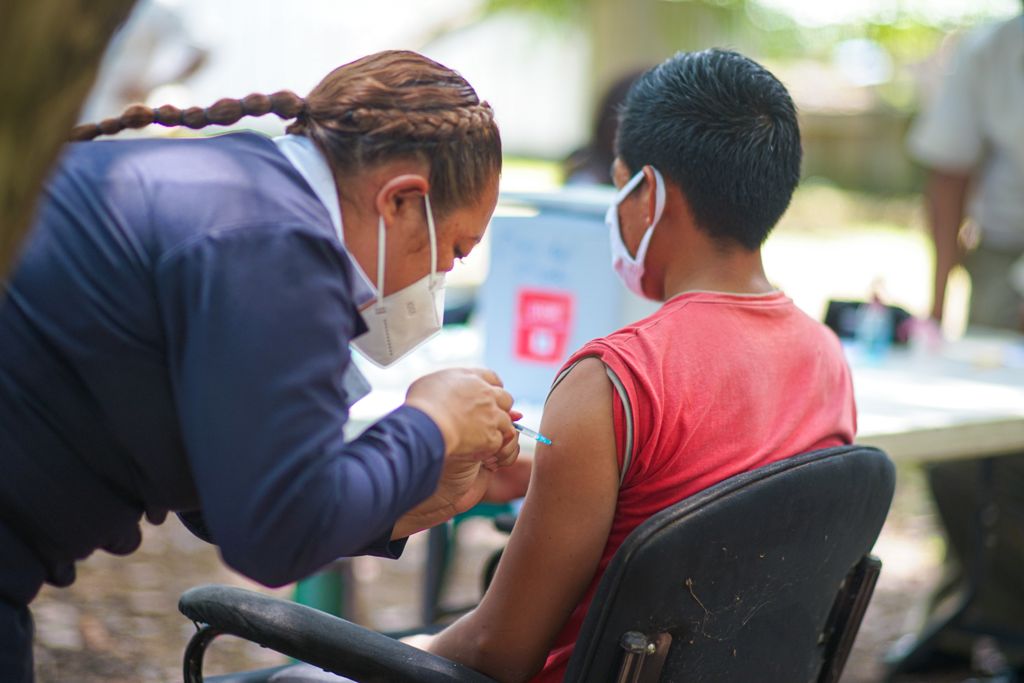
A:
178,444,895,683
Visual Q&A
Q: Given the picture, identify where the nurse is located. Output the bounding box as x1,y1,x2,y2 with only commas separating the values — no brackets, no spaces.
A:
0,50,516,682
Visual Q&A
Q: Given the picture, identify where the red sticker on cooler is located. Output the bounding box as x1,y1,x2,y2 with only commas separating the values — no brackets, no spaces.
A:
514,288,574,363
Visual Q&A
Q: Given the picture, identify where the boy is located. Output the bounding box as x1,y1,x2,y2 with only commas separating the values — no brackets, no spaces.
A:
425,48,857,682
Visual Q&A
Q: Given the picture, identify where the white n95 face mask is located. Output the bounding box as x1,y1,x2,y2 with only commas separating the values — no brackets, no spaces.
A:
605,166,666,300
351,195,446,368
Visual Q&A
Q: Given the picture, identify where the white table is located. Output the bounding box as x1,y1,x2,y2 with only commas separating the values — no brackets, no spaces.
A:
348,327,1024,464
853,333,1024,463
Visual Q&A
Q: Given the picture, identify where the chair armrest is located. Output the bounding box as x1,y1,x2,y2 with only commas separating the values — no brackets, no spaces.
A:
179,584,496,683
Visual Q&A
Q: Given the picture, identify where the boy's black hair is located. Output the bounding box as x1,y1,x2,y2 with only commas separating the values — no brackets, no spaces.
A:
616,49,801,250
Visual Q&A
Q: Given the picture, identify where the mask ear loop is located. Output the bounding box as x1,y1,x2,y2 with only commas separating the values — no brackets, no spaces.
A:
424,194,439,285
375,215,387,312
631,166,666,265
613,169,647,204
614,166,666,263
613,167,665,218
608,169,646,252
650,167,666,226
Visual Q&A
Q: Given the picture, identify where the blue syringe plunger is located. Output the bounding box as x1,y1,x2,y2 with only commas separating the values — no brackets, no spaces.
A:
514,423,552,445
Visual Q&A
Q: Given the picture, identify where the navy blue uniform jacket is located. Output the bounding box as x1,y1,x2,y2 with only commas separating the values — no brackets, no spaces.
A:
0,132,444,605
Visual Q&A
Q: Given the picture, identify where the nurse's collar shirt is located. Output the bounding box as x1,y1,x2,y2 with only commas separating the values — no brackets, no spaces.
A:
274,133,373,408
273,134,376,309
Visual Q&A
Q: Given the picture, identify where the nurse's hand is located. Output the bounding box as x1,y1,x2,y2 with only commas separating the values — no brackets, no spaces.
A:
406,368,516,461
391,414,523,540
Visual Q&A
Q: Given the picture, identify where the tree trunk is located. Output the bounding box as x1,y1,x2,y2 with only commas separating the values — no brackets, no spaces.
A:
0,0,137,280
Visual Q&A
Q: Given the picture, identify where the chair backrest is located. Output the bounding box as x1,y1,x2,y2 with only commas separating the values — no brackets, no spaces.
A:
563,445,895,683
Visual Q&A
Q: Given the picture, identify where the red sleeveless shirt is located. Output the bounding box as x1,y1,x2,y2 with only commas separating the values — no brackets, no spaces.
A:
533,290,856,682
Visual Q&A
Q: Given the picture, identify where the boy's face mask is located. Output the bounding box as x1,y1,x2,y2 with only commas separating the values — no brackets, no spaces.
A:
351,194,446,368
605,166,666,300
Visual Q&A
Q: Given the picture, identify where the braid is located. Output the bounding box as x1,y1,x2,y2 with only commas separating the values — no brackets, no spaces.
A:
374,102,496,140
292,100,495,143
69,90,306,141
68,51,502,212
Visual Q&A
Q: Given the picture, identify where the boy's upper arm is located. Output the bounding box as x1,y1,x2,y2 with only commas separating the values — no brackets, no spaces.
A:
429,356,621,681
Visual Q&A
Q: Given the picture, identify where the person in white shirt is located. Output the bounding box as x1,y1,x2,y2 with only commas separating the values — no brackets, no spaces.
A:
907,11,1024,331
895,9,1024,676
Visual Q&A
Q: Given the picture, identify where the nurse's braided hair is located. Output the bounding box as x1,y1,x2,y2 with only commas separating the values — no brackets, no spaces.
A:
69,50,501,214
69,93,306,140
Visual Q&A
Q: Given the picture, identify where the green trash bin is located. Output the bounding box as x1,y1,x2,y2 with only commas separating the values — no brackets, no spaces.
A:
293,559,355,619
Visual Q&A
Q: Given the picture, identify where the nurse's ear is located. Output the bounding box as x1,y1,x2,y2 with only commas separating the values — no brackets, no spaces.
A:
375,174,431,244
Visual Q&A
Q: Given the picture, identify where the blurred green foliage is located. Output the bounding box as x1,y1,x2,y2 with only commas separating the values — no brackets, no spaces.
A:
482,0,1013,63
481,0,1017,194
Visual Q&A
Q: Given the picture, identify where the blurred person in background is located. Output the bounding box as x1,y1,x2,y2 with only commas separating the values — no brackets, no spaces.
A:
898,5,1024,675
78,0,209,125
562,70,643,186
0,50,523,683
910,7,1024,333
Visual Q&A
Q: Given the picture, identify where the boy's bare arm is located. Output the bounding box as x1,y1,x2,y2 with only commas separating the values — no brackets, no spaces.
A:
425,357,621,682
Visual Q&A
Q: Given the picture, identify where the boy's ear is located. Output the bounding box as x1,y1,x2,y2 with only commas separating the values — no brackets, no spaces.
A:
640,165,659,226
610,157,630,188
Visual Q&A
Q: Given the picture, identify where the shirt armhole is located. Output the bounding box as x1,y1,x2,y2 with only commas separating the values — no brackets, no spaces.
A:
548,357,634,488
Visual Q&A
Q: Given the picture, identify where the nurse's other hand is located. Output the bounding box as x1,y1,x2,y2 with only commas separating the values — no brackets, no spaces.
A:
390,459,490,539
406,368,515,461
390,416,524,540
482,453,531,503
